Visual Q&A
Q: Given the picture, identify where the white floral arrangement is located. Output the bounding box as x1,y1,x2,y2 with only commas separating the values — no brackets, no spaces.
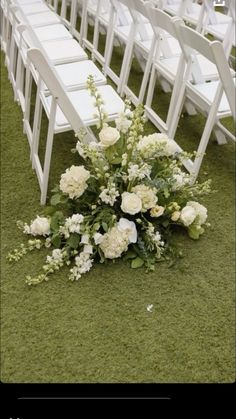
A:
8,76,211,285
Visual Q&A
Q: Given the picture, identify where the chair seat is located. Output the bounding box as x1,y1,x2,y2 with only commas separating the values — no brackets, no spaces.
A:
32,24,73,42
156,54,226,84
43,85,125,129
205,22,236,45
54,60,107,90
22,11,61,27
188,78,235,114
17,3,50,15
16,0,44,4
41,39,88,64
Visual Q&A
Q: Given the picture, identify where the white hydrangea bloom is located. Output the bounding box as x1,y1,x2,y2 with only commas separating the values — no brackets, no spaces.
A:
59,165,90,199
131,184,158,212
99,226,129,259
137,133,178,158
172,170,190,191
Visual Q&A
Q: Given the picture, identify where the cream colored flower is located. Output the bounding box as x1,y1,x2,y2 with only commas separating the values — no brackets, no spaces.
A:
180,206,197,227
131,184,158,212
121,192,142,215
150,205,165,218
99,226,129,259
99,126,120,148
29,216,50,236
59,165,90,199
171,211,181,222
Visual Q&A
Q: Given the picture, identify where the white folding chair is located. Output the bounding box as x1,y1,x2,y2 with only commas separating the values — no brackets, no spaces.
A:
168,22,235,180
27,47,125,204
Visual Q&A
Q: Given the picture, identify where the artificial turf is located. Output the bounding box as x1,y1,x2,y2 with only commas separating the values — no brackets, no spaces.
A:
0,34,235,383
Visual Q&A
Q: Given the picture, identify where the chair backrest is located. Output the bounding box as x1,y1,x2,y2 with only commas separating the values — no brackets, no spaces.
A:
176,23,236,120
27,48,86,132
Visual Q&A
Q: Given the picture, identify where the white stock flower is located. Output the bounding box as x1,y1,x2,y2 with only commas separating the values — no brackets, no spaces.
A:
70,252,94,280
83,244,93,254
93,232,104,245
187,201,208,225
121,192,142,215
28,216,50,237
117,218,137,243
99,226,129,259
150,205,165,218
99,126,120,148
172,170,190,191
60,213,84,238
81,234,90,244
127,163,151,181
131,184,158,212
99,183,120,206
115,112,132,133
180,206,197,227
59,165,90,199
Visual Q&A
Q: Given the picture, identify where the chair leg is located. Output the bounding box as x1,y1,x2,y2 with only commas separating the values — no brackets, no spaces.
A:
40,100,57,205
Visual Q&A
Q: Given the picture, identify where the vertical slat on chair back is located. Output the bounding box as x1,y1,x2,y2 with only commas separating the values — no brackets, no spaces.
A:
27,48,85,133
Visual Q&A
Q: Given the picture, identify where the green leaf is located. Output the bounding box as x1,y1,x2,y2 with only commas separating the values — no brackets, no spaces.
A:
102,222,108,232
50,211,64,232
111,157,122,165
67,233,81,249
131,257,144,269
51,234,61,248
123,250,138,261
50,193,62,206
162,220,169,228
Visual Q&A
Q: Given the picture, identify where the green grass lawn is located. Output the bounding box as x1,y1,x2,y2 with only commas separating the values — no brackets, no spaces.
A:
0,41,235,383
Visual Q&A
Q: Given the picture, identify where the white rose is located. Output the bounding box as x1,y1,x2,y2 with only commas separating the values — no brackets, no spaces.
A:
59,165,90,199
187,201,208,225
99,126,120,148
121,192,142,215
30,216,50,236
180,206,197,227
117,218,137,243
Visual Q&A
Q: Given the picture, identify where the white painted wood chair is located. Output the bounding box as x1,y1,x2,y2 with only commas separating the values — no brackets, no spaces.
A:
27,47,125,204
168,22,235,180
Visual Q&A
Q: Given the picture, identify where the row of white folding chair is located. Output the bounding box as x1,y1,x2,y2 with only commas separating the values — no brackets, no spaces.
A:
162,0,236,47
4,1,126,204
113,1,227,108
144,3,235,179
